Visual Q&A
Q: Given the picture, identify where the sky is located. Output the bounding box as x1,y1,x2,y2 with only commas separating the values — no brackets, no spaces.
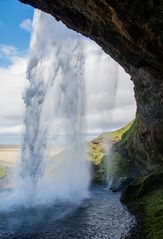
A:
0,0,33,143
0,1,136,144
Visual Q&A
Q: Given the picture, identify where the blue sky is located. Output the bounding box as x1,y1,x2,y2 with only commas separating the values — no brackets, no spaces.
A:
0,0,33,66
0,0,34,142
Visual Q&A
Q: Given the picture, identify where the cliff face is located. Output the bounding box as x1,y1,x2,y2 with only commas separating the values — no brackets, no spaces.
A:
20,0,163,75
19,0,163,168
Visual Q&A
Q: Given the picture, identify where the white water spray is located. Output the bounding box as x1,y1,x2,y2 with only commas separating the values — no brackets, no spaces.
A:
17,10,91,205
84,42,120,187
0,10,132,210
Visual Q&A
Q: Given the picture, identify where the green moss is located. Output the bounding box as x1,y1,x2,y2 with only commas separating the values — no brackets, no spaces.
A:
91,151,130,184
121,118,137,143
92,120,134,146
88,120,135,184
140,189,163,239
92,156,107,184
88,120,135,166
109,120,134,143
108,152,129,177
121,173,163,202
46,121,134,184
121,118,142,167
121,173,163,239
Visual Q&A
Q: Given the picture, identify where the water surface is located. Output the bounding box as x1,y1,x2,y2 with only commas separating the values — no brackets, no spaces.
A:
0,187,136,239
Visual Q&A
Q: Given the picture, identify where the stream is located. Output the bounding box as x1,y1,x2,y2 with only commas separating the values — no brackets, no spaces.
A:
0,187,137,239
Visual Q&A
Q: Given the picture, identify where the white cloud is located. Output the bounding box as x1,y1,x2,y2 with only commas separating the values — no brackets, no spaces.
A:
0,45,16,56
0,42,136,139
0,45,27,135
19,18,32,32
0,125,23,134
84,41,136,133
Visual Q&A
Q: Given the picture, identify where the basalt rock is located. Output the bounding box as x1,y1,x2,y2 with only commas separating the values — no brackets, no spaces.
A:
19,0,163,168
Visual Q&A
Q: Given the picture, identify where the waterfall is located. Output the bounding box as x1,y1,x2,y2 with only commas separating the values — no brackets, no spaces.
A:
17,10,91,205
18,10,121,203
0,10,127,210
84,41,119,187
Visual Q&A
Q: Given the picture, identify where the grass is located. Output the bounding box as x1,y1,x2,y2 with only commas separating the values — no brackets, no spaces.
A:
140,189,163,239
107,152,129,176
88,140,105,165
105,120,134,143
88,120,135,183
0,164,7,178
88,120,134,166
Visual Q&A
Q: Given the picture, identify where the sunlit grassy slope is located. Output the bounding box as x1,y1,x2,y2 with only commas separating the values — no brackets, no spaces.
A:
88,120,134,183
88,120,134,165
102,120,134,143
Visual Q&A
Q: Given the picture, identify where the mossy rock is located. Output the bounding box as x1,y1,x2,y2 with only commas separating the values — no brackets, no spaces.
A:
121,173,163,239
92,156,107,184
88,136,107,184
121,173,163,203
140,189,163,239
88,120,135,184
109,120,134,143
88,140,129,184
88,140,105,165
107,152,130,177
88,120,135,167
